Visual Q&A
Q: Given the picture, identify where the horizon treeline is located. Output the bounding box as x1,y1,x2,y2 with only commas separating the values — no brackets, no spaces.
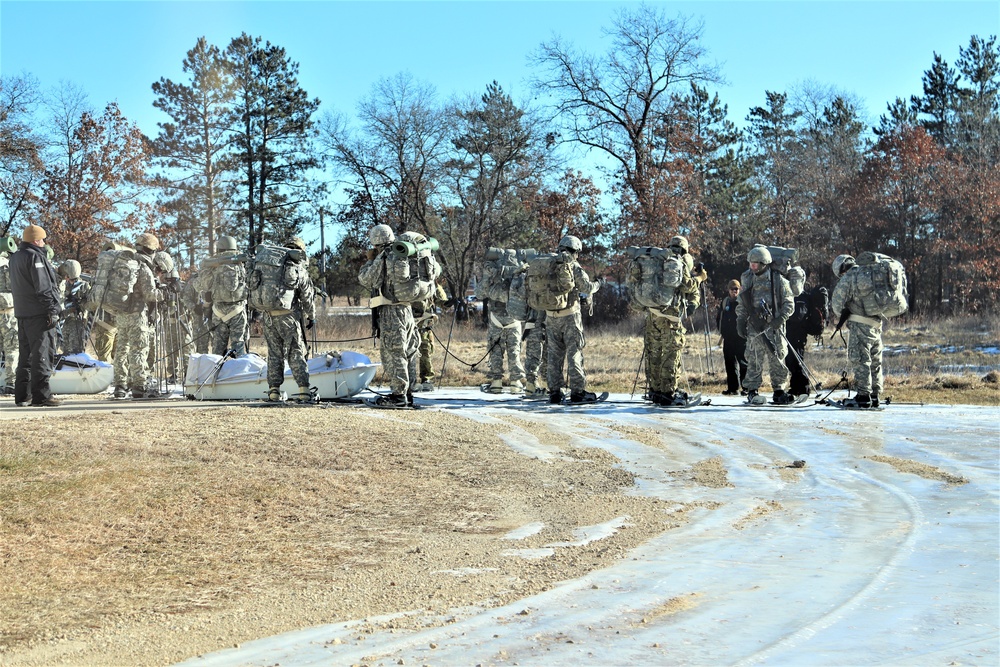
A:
0,6,996,315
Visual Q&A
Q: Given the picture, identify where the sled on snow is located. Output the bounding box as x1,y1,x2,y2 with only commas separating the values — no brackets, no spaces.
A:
183,351,379,401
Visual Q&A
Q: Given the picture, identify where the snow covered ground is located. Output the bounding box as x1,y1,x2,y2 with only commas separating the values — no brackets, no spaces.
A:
179,390,999,667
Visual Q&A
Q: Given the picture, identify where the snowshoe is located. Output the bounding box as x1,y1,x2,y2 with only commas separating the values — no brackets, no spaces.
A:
362,393,414,410
564,391,609,405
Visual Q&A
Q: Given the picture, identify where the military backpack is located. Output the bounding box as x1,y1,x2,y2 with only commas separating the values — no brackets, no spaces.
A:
86,247,141,314
625,246,685,309
525,253,575,311
851,251,909,318
247,244,306,312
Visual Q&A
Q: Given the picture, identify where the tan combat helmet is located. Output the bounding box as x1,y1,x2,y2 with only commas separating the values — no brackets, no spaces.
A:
136,233,160,252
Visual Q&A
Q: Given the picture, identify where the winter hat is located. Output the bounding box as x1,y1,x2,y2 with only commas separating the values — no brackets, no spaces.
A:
23,224,46,243
727,279,741,290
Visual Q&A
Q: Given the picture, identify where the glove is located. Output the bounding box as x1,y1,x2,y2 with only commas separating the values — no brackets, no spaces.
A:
167,278,181,294
305,318,315,330
47,313,59,328
366,248,378,261
766,319,782,333
685,301,697,317
691,267,708,284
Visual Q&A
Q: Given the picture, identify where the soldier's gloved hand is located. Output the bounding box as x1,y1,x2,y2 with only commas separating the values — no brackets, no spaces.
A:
306,318,315,330
167,278,181,294
766,319,782,333
366,248,378,261
685,301,697,317
692,265,708,283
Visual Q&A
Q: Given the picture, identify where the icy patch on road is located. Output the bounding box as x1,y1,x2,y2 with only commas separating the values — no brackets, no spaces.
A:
501,548,555,560
544,516,631,547
502,522,545,540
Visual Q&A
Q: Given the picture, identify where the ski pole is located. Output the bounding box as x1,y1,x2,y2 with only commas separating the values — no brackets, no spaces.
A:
630,346,646,399
701,282,715,375
438,302,458,381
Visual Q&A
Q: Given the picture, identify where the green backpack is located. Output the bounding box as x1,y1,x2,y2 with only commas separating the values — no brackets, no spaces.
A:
247,244,305,312
525,253,575,311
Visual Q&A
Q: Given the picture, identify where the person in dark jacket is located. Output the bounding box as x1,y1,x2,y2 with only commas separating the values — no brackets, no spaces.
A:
716,278,747,395
9,224,61,406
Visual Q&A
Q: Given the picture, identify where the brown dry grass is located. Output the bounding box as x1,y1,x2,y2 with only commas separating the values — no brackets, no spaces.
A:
0,407,681,665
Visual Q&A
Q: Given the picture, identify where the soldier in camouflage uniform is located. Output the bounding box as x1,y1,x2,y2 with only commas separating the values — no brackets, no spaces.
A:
113,233,163,399
57,259,91,354
0,238,18,393
182,272,211,354
522,310,547,396
639,236,707,406
262,238,316,403
358,224,421,407
202,235,248,357
545,235,602,404
736,245,795,405
830,254,883,408
412,281,448,392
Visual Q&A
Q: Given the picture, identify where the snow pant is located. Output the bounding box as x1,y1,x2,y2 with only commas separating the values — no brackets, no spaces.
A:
113,311,152,392
418,325,435,383
211,304,247,357
846,320,883,397
742,328,788,393
785,332,809,396
644,310,685,394
0,309,18,388
14,314,57,404
377,304,419,396
61,315,87,354
263,311,309,390
722,334,746,393
546,310,587,394
486,313,524,382
92,317,116,362
523,315,547,387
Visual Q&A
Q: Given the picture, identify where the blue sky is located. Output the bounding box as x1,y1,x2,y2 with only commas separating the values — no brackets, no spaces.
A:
1,0,996,242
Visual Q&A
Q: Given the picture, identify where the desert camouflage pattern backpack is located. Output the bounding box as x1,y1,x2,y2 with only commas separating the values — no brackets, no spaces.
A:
388,236,440,304
525,252,575,311
625,246,685,309
208,254,247,303
851,251,909,318
247,244,305,312
86,247,140,314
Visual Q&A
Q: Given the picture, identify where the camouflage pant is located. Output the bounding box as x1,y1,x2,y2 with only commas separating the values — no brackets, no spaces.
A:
378,304,419,396
0,310,17,387
523,317,546,386
113,311,152,390
263,312,309,389
191,312,210,354
644,312,685,394
212,305,247,357
487,317,525,382
61,315,87,354
743,327,789,392
546,310,587,393
162,317,193,380
418,326,435,383
846,320,883,397
92,319,116,362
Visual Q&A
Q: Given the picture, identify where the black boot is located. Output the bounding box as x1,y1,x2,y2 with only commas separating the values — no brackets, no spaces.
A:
772,389,795,405
549,389,564,404
569,390,598,403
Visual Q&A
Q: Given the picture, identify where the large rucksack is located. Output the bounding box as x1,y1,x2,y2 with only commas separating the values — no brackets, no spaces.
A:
246,244,305,312
476,247,523,304
625,246,684,309
525,253,575,311
208,255,246,303
388,238,440,304
502,249,537,321
86,247,140,314
762,245,805,297
852,251,909,318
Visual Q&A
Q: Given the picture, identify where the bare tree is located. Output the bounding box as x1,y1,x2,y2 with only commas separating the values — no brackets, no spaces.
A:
531,4,720,230
0,74,45,235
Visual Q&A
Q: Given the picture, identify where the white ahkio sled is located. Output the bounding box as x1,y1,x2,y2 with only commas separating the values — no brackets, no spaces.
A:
47,353,115,394
183,350,379,401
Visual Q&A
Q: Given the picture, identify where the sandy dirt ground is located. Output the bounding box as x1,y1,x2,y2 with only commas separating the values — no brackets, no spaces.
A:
0,389,996,667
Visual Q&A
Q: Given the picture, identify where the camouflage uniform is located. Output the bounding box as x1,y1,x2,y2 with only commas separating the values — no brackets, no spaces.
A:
181,273,211,355
642,270,702,399
204,251,247,357
736,266,794,395
113,254,161,394
60,278,91,354
359,251,420,398
92,311,116,362
413,283,448,386
545,258,600,395
262,257,315,392
486,300,525,384
831,268,884,399
0,252,17,390
523,310,547,390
